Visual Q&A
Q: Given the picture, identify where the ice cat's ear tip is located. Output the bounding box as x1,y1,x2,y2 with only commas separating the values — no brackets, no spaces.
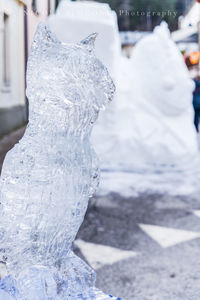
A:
80,33,98,52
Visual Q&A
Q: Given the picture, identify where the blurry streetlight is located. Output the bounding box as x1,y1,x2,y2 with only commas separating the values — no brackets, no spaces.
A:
189,52,200,65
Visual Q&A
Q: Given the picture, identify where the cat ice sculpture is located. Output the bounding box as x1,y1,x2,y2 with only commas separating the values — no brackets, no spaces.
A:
0,23,118,300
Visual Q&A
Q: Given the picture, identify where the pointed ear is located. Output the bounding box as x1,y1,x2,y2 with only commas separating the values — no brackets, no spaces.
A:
80,33,98,52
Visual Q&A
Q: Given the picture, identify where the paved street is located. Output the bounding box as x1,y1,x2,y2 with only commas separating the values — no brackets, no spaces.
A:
76,193,200,300
1,128,200,299
0,127,26,172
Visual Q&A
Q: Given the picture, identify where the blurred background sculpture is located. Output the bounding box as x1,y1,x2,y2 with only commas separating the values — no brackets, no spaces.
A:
48,1,200,196
0,22,118,299
110,22,198,171
101,21,200,195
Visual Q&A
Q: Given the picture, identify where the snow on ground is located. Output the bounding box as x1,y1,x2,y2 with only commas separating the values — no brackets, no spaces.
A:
98,165,200,198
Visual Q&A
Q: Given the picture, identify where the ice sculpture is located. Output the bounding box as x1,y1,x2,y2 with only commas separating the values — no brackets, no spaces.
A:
48,0,122,172
0,22,119,299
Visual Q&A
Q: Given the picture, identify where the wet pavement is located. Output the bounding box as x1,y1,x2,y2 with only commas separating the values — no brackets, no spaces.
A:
1,128,200,300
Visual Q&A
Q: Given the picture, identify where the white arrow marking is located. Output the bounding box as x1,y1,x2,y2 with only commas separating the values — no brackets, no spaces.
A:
192,210,200,218
139,224,200,248
75,239,138,270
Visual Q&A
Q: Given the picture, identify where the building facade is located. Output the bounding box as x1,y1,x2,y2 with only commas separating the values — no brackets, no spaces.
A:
0,0,26,137
0,0,60,137
26,0,57,52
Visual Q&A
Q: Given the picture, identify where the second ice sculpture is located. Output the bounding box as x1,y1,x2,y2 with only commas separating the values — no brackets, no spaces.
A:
0,23,118,299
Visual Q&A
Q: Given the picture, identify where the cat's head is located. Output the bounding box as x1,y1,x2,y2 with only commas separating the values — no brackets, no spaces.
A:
27,22,115,111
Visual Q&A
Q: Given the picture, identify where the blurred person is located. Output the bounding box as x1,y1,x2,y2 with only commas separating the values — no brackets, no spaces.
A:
193,76,200,132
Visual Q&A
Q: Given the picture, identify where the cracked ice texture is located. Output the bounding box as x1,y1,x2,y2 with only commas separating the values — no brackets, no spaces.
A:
0,22,117,299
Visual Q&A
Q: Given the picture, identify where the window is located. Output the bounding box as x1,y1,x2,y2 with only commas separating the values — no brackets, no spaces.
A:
48,0,51,15
3,13,10,87
32,0,39,15
55,0,62,10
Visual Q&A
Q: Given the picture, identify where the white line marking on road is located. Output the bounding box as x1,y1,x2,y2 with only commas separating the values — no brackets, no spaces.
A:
139,224,200,248
192,210,200,218
75,239,138,270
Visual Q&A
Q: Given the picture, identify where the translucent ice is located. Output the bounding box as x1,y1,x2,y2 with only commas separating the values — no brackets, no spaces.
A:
0,22,118,299
48,0,121,163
